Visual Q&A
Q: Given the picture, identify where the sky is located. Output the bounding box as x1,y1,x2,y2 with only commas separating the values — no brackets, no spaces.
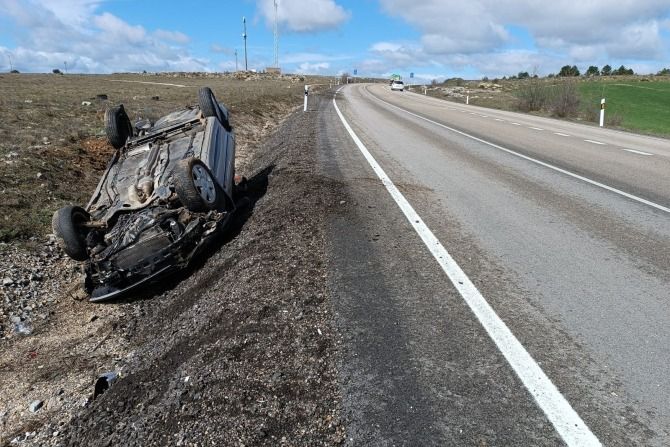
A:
1,0,669,82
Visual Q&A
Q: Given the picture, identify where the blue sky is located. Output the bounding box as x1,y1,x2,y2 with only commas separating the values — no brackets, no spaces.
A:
1,0,669,82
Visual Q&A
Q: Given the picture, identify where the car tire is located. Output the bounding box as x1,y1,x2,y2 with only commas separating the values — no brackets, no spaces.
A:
104,105,133,149
198,87,231,129
173,158,220,211
52,206,90,261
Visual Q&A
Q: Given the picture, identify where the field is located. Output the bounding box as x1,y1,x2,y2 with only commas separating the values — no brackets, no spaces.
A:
422,76,670,138
0,72,307,242
578,78,670,136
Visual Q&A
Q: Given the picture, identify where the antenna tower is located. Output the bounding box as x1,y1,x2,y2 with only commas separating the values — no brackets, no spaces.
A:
273,0,279,68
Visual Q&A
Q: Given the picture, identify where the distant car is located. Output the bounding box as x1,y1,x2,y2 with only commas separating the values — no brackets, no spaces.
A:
391,80,404,91
52,87,243,302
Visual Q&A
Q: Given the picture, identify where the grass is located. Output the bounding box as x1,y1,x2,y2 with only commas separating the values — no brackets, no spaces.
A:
578,78,670,136
0,73,308,242
422,76,670,138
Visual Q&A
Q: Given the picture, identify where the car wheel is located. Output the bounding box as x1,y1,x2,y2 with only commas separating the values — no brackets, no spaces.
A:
52,206,90,261
104,105,133,149
173,158,219,211
198,87,231,129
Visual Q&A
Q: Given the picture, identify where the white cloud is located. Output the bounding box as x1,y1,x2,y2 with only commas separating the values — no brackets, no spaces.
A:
296,61,330,74
378,1,669,58
367,0,670,78
0,0,207,73
256,0,350,32
154,29,190,44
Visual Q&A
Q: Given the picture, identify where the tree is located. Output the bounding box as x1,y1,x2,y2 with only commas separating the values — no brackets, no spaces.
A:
601,64,612,76
518,71,530,79
657,68,670,76
558,65,580,77
340,72,350,84
52,68,62,74
585,65,600,76
614,65,634,76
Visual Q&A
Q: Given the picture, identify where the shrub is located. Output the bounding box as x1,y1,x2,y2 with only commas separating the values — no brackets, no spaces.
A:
551,81,580,117
657,68,670,76
52,68,62,74
518,71,530,79
517,78,549,112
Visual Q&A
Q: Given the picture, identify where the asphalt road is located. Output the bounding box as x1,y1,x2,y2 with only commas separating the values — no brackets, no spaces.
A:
319,84,670,446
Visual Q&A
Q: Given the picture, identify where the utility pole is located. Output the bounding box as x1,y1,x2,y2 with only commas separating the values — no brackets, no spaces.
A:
63,61,67,74
242,16,248,71
8,54,13,72
272,0,279,68
235,49,238,72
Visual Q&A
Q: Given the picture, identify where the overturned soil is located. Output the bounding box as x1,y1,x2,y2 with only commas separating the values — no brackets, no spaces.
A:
0,93,344,445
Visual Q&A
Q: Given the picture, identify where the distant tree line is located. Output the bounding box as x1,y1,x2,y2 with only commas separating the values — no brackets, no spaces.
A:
556,64,634,77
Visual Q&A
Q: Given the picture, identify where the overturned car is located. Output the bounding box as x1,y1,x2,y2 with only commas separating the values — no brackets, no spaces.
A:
53,87,244,302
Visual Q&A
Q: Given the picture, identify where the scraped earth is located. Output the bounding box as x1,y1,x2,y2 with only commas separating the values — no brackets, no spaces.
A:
0,91,344,445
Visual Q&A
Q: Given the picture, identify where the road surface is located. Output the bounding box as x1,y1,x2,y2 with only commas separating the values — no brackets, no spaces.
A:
319,84,670,446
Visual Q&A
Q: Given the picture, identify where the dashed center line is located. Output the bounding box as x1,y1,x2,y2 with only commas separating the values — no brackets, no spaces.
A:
511,122,521,126
623,149,653,156
584,139,605,145
529,127,544,131
494,118,504,122
554,132,570,137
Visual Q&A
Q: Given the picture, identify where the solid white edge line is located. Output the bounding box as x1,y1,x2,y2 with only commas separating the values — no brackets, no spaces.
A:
364,88,670,214
333,86,602,447
622,149,653,156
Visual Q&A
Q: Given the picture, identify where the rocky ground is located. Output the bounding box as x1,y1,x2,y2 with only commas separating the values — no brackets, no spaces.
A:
0,84,343,445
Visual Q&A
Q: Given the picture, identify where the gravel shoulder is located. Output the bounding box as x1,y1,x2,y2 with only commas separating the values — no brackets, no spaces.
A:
1,87,343,445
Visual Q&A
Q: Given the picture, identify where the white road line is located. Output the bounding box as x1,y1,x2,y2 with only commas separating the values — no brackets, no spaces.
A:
511,122,521,126
529,127,544,131
584,139,605,145
366,89,670,214
494,118,505,122
334,88,601,447
623,149,654,156
554,132,570,137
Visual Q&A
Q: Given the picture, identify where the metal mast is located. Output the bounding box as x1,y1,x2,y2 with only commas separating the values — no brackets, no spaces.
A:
273,0,279,68
242,16,248,71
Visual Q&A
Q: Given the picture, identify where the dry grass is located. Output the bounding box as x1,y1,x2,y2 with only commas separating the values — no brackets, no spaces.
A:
0,73,306,242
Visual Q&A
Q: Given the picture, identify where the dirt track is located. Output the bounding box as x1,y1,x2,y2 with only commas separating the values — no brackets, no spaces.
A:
1,92,344,445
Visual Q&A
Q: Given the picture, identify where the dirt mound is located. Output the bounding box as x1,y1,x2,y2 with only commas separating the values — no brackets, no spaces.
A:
1,94,343,446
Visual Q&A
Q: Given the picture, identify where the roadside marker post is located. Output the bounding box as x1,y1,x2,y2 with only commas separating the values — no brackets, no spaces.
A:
599,98,605,127
304,85,309,112
466,95,469,105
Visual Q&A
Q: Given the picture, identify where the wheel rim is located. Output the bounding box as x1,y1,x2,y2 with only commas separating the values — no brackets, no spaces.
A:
191,164,216,204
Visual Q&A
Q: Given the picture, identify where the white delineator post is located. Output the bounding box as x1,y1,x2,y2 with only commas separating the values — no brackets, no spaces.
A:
424,86,427,95
304,85,309,112
466,94,470,105
599,98,606,127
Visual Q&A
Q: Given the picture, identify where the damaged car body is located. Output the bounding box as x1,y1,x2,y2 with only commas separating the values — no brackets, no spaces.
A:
52,87,244,302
